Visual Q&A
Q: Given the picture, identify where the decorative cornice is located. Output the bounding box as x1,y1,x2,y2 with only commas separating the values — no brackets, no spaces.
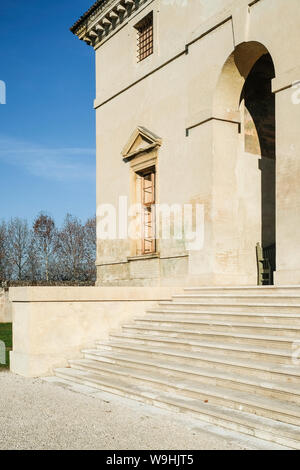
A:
122,126,162,162
71,0,150,48
71,0,109,33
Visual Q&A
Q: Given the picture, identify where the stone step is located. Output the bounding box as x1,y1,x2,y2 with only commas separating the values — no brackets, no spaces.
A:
69,356,300,404
146,308,300,325
184,286,300,296
78,350,300,426
54,367,300,448
85,341,300,385
172,293,300,306
121,324,297,350
158,301,300,314
52,284,300,448
135,315,300,337
44,375,291,451
107,332,293,365
69,359,300,417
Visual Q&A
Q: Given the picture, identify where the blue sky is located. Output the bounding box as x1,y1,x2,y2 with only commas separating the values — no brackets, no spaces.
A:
0,0,96,226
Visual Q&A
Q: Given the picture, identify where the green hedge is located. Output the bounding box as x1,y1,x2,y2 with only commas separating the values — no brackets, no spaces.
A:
0,323,12,369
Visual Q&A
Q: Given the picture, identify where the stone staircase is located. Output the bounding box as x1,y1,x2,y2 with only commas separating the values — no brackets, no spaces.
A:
54,286,300,449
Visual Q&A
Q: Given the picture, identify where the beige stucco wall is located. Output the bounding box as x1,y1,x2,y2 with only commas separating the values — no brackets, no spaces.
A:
90,0,300,286
0,289,12,323
9,286,181,377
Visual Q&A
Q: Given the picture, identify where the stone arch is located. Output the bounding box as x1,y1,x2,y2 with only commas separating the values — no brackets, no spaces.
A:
213,41,274,117
212,41,277,285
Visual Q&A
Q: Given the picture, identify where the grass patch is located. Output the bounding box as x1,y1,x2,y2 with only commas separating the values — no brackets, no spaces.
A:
0,323,12,369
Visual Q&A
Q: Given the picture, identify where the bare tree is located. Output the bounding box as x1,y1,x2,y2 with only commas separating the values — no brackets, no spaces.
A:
25,230,41,281
33,213,56,281
0,213,95,284
84,216,96,282
0,222,8,281
6,218,30,280
56,214,86,281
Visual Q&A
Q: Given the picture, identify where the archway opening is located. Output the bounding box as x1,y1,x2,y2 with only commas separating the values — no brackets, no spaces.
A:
240,53,276,284
213,42,276,286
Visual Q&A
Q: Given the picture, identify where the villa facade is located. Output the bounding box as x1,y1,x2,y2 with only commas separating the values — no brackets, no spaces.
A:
8,4,300,447
71,0,300,287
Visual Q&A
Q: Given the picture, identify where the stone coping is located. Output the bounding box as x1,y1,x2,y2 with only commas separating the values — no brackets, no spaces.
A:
9,286,182,303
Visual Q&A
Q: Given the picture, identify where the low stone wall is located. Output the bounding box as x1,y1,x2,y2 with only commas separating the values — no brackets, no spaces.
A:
9,286,182,377
0,289,12,323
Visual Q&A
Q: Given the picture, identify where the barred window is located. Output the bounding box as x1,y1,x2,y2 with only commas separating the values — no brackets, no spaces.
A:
135,13,153,63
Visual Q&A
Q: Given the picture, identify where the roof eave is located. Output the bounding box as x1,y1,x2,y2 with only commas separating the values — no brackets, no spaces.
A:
70,0,106,36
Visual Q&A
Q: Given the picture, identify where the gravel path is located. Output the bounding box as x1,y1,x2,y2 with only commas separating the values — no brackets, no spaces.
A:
0,371,287,450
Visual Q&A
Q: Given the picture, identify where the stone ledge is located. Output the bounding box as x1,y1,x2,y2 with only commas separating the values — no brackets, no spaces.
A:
9,286,182,303
127,253,159,262
272,67,300,94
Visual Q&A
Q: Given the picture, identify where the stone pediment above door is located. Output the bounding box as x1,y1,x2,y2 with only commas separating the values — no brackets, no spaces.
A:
122,127,162,162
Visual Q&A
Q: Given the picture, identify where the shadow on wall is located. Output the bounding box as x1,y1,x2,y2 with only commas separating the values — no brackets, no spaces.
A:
213,41,277,284
240,53,276,251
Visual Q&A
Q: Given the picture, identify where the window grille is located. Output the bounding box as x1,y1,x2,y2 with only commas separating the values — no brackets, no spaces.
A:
135,13,153,62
